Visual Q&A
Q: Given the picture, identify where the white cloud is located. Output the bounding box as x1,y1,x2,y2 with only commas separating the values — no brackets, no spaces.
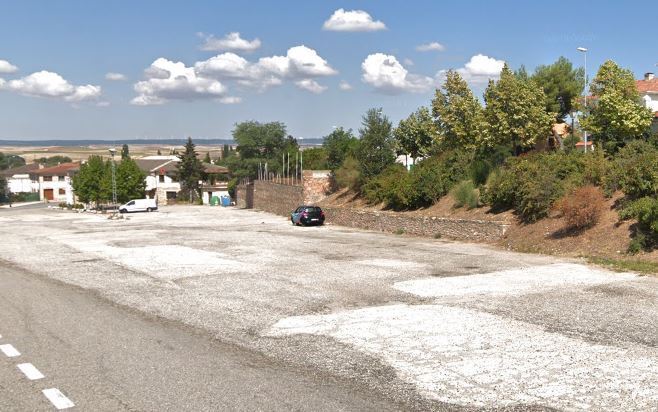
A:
323,9,386,32
403,58,415,67
439,54,505,85
416,42,446,52
339,80,352,91
105,72,126,81
361,53,433,94
195,45,336,91
219,96,242,104
132,58,226,105
0,59,18,73
97,101,111,107
295,79,327,94
198,32,261,52
1,70,101,102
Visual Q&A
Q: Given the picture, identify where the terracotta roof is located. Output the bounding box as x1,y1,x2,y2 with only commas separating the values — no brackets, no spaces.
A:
636,79,658,94
135,158,179,174
0,162,41,177
575,141,593,147
34,162,80,176
203,163,229,174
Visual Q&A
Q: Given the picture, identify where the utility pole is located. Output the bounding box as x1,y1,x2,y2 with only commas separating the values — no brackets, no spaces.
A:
577,47,588,152
108,148,117,213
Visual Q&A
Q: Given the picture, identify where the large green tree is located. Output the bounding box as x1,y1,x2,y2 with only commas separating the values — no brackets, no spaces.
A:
0,153,26,170
72,155,111,205
177,137,204,202
581,60,653,152
432,70,486,151
322,127,359,171
531,56,585,121
115,158,146,203
300,147,328,170
394,106,437,161
37,156,72,167
484,64,554,154
356,108,395,181
121,144,130,160
233,121,287,159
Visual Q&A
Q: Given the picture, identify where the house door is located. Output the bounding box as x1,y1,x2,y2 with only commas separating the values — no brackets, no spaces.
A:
44,189,54,201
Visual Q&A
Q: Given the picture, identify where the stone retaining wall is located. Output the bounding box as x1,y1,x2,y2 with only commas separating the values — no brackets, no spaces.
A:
253,180,303,217
322,207,510,242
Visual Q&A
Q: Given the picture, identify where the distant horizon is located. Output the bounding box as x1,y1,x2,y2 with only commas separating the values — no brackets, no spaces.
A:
0,137,325,147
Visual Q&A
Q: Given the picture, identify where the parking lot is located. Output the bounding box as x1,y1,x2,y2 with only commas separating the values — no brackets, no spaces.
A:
1,205,657,410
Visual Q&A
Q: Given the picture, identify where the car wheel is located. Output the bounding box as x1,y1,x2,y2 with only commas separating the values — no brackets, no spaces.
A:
146,207,152,212
119,209,126,213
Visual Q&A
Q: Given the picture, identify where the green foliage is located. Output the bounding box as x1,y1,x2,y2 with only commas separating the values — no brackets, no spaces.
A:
588,60,639,100
363,164,413,210
233,121,288,159
356,108,395,182
37,156,72,167
115,158,146,203
531,56,585,121
609,140,658,199
121,144,130,160
323,127,359,171
334,156,361,190
432,70,486,151
203,152,211,164
469,160,491,186
301,147,328,170
393,106,436,159
0,177,8,203
452,180,479,209
177,137,204,202
72,155,111,205
484,64,555,153
0,153,26,170
619,197,658,253
227,177,238,198
222,144,230,161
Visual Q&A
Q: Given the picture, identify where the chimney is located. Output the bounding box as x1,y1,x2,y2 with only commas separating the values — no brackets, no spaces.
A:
645,72,655,81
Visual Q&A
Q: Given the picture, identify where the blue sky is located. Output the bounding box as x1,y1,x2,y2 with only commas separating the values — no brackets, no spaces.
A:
0,1,654,141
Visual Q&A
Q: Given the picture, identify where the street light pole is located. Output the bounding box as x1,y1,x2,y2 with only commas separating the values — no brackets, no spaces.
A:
109,148,117,212
577,47,588,152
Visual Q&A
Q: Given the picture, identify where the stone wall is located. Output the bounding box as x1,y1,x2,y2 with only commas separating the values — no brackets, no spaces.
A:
253,180,303,217
322,207,509,242
302,170,334,204
236,183,253,209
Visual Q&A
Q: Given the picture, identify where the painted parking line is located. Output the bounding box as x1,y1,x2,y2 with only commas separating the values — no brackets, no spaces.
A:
0,343,21,357
17,363,45,380
42,388,75,410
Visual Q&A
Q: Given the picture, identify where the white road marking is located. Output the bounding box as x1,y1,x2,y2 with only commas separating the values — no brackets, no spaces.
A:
17,363,45,380
0,343,21,357
42,388,75,410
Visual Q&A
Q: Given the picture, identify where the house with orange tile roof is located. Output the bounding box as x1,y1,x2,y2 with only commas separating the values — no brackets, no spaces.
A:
636,72,658,134
34,162,80,203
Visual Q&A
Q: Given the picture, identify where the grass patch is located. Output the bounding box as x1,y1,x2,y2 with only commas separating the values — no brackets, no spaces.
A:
393,228,405,235
588,256,658,275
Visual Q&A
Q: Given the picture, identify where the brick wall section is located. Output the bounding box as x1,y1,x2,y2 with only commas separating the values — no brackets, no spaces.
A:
302,170,334,204
253,180,303,217
322,207,510,242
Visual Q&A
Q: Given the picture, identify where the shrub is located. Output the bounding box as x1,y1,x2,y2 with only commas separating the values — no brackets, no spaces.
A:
363,164,414,210
610,140,658,199
334,156,361,190
619,197,658,253
556,186,605,231
452,180,479,209
469,160,491,186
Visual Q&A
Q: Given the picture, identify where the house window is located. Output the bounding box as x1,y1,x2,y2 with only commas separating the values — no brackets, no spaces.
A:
159,175,165,183
57,175,64,181
166,191,177,199
43,176,52,182
59,189,66,195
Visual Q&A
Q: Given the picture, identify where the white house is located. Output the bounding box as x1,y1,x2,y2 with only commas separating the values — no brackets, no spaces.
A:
135,156,181,205
34,162,80,204
1,163,41,195
637,72,658,134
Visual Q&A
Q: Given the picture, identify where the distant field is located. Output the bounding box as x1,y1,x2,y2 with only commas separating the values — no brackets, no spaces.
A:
0,145,227,162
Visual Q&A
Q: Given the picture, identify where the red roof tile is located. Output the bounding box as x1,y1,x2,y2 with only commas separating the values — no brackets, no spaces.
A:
34,162,80,176
637,79,658,94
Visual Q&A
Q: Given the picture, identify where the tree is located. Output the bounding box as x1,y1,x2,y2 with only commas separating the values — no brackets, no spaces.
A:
0,177,8,203
0,153,26,170
355,108,395,181
484,64,554,154
121,144,130,160
531,56,585,121
177,137,204,202
157,149,162,156
72,155,111,205
581,60,653,152
233,121,287,159
394,107,437,161
322,127,359,171
203,151,212,164
432,70,486,151
222,144,230,160
300,147,328,170
37,156,72,167
115,158,146,203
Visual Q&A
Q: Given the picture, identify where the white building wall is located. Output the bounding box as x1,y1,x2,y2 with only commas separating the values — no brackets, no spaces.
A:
642,94,658,112
8,174,38,193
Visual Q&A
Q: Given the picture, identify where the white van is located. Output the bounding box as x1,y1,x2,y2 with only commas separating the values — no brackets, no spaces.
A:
119,198,158,213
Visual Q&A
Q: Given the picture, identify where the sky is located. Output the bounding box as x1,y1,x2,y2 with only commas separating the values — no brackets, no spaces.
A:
0,0,655,141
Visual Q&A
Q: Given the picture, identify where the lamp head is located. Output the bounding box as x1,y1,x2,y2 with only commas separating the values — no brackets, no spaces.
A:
108,148,116,157
577,47,588,52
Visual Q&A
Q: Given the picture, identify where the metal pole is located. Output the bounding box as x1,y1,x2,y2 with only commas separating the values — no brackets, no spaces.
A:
584,50,588,153
109,148,117,213
300,149,303,185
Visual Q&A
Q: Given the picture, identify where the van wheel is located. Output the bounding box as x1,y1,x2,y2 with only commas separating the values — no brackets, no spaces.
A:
146,208,152,212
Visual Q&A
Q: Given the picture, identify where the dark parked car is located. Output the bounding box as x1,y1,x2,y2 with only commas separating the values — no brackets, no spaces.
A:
291,206,325,226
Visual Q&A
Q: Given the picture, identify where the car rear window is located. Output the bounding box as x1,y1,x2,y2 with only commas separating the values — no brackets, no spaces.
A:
304,207,322,213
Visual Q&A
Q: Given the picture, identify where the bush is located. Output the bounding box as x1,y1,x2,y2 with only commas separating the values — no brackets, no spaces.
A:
452,180,479,209
469,160,491,186
334,156,361,190
610,140,658,199
363,164,411,208
556,186,605,231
